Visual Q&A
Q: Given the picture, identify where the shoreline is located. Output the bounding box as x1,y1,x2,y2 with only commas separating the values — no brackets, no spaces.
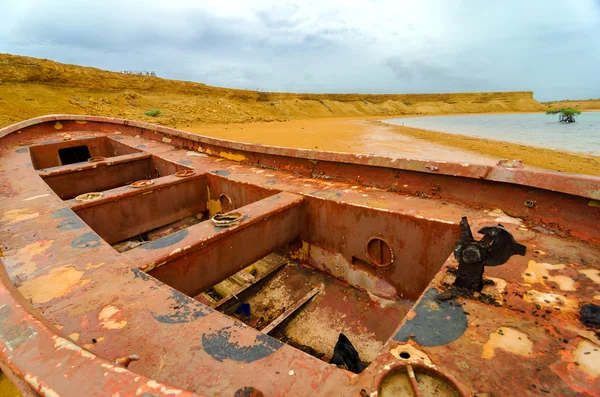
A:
377,120,599,176
180,115,599,176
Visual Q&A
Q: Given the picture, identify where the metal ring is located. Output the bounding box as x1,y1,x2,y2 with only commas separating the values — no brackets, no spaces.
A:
211,212,244,227
75,192,103,202
88,156,106,163
130,180,154,188
175,170,195,177
524,200,536,208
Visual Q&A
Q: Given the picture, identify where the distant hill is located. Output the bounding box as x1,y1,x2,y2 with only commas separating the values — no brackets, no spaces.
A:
0,53,545,128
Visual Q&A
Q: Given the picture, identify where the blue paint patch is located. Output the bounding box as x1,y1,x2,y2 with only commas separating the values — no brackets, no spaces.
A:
41,139,63,145
203,323,282,363
71,232,102,249
25,162,32,168
264,180,276,185
112,136,123,140
177,160,193,166
393,288,467,347
52,208,85,230
0,305,36,351
151,289,212,324
135,144,147,149
15,148,28,153
211,170,231,176
57,216,85,230
51,208,75,218
141,229,189,250
131,268,152,281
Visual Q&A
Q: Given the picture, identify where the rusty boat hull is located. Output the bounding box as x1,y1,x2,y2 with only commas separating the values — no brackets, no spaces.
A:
0,115,599,396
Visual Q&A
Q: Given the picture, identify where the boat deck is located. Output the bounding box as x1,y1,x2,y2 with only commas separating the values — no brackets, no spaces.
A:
0,116,598,396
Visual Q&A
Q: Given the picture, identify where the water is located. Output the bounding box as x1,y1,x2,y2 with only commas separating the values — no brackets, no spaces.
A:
386,112,600,156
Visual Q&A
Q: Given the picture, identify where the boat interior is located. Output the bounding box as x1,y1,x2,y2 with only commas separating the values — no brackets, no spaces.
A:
1,116,599,396
30,134,454,366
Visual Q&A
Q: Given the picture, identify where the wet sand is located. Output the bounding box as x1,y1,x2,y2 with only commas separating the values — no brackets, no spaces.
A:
181,118,498,164
180,117,599,176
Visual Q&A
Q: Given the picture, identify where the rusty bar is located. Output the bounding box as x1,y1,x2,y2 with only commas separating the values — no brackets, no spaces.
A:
40,153,153,199
38,152,150,176
261,285,322,334
137,193,305,296
71,173,208,244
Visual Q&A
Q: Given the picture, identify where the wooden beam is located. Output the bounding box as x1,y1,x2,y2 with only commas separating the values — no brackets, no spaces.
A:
261,285,322,334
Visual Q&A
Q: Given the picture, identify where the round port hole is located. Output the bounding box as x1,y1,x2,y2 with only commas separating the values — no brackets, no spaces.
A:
365,237,394,268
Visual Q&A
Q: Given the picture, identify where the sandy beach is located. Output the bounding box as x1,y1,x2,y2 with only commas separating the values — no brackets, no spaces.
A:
180,117,600,176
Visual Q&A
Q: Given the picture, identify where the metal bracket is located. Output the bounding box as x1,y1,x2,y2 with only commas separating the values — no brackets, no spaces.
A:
453,216,526,291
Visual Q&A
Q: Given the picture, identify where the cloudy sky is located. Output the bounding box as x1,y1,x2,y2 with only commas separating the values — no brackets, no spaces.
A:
2,0,599,100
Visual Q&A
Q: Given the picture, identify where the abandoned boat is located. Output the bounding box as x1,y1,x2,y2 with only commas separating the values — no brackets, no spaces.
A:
0,115,598,396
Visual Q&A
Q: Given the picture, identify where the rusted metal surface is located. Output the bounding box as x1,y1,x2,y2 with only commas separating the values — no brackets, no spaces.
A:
0,115,599,396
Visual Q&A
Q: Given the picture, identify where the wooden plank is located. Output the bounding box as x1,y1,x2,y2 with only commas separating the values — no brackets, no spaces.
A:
212,261,288,309
261,285,322,334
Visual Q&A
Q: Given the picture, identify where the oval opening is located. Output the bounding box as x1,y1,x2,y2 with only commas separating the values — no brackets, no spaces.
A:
365,237,394,268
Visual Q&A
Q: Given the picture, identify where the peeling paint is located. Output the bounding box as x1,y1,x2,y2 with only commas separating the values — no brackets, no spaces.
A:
18,266,91,304
482,327,533,359
574,340,600,378
23,194,50,201
1,209,40,224
580,269,600,285
523,289,577,311
99,305,127,330
522,260,576,291
218,151,245,162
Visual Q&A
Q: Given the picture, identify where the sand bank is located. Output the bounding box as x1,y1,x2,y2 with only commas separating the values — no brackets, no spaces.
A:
181,117,599,176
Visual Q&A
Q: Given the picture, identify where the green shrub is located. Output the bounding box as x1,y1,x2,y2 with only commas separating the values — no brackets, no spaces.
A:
144,109,161,117
546,107,581,123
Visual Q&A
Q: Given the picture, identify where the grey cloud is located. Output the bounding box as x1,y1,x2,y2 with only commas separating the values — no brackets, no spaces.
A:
1,0,599,100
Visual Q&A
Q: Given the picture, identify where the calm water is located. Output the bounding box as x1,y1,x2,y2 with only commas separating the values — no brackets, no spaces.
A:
387,112,600,156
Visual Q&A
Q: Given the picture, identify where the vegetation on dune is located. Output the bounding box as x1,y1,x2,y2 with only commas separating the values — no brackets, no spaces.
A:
545,107,581,123
144,109,161,117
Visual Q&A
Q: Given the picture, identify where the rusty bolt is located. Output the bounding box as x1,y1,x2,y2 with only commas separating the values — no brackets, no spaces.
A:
525,200,536,208
234,387,264,397
114,354,140,368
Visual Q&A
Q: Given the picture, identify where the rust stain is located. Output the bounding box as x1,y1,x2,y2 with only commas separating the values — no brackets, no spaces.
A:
482,327,533,359
18,266,91,304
